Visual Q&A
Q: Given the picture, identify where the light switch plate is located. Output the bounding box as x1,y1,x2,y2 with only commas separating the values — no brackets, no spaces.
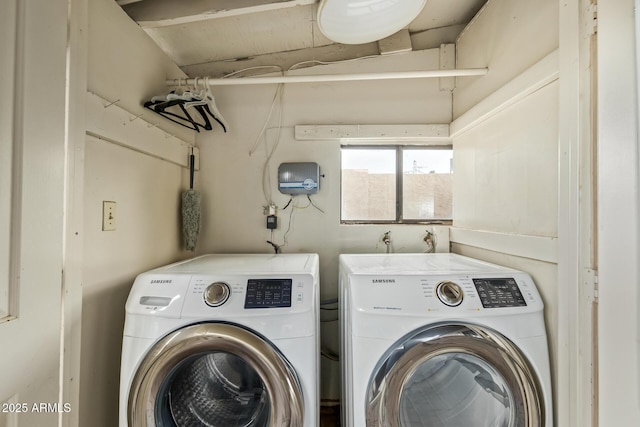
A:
102,201,116,231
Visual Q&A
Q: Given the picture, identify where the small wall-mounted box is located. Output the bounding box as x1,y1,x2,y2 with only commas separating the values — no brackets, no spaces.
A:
278,162,320,195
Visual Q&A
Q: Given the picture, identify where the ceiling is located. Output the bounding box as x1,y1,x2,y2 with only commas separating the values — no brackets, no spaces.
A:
116,0,488,78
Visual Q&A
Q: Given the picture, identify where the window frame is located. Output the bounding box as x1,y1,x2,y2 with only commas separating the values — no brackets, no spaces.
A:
340,144,453,225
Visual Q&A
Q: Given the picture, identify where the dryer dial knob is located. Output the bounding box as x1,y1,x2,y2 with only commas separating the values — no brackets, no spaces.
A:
204,282,230,307
436,281,463,307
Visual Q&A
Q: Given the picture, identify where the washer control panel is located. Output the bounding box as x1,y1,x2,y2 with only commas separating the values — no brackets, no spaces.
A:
244,279,292,309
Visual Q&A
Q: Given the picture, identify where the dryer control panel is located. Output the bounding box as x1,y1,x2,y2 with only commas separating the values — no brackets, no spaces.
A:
349,271,543,318
472,278,527,308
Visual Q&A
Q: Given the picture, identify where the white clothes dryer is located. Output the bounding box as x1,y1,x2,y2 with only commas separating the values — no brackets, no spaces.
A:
339,253,553,427
119,254,319,427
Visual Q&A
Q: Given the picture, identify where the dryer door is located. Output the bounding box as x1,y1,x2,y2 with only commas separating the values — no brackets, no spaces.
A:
128,323,303,427
366,323,544,427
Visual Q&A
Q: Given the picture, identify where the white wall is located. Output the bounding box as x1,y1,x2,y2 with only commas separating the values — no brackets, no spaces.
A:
453,81,559,236
199,49,452,281
454,0,559,118
79,0,195,425
197,49,452,399
452,0,560,422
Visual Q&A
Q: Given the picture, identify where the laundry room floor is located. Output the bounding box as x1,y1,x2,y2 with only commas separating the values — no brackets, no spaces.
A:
320,405,341,426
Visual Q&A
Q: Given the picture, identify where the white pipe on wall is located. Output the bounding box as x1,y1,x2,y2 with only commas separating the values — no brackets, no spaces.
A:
166,68,488,87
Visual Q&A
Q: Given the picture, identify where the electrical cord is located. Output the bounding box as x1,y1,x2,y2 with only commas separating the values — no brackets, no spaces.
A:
319,295,340,361
223,65,283,79
247,83,285,206
266,240,281,254
321,349,339,362
267,197,296,253
248,53,395,206
307,195,325,214
248,83,282,157
288,55,385,72
282,200,296,246
281,197,293,210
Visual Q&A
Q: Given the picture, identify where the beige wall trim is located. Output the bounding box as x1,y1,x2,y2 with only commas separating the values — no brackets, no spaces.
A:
294,124,450,143
449,227,558,264
86,92,197,169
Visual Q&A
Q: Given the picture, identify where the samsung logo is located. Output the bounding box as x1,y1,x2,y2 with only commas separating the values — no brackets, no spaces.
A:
150,279,172,284
372,279,396,284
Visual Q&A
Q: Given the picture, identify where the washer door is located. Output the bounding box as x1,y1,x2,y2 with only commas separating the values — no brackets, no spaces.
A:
128,323,304,427
366,323,544,427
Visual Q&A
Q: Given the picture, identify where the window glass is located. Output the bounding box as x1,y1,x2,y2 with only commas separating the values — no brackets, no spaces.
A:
402,149,453,220
341,148,396,221
341,146,452,223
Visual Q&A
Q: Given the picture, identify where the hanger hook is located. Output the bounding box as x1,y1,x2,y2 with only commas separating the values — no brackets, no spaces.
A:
205,76,212,95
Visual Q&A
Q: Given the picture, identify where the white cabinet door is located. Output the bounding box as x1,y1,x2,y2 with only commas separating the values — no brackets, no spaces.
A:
0,0,70,424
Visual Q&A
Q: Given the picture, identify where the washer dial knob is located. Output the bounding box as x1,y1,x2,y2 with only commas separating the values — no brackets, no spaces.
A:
436,281,463,307
204,282,230,307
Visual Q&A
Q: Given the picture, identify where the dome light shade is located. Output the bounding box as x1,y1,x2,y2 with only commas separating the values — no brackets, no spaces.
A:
317,0,427,45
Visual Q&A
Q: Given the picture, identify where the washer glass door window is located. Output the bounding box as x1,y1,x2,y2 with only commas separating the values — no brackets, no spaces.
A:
128,323,304,427
160,351,269,426
366,323,544,427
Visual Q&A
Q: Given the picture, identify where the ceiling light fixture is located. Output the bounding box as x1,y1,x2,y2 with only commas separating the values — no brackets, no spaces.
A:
317,0,427,45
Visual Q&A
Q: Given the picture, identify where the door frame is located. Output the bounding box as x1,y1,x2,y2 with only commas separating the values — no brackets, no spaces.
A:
557,0,599,425
0,1,85,426
596,0,640,425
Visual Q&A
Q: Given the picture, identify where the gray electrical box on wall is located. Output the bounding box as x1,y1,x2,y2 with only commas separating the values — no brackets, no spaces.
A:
278,162,320,195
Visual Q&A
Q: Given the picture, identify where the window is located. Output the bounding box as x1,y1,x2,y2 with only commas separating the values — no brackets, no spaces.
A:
341,146,453,223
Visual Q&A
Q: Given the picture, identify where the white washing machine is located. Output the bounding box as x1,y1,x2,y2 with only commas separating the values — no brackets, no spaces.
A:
119,254,319,427
339,253,553,427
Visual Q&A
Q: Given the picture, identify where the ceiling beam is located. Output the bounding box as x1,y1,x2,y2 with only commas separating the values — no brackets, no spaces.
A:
121,0,318,29
179,25,464,78
116,0,144,6
181,42,381,78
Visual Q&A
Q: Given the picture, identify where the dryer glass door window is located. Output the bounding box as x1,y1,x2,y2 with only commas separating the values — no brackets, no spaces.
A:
398,352,513,426
160,351,269,426
366,323,543,427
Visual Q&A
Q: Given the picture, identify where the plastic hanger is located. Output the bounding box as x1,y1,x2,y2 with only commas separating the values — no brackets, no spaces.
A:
183,78,228,132
144,77,228,132
204,77,229,132
144,98,204,132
